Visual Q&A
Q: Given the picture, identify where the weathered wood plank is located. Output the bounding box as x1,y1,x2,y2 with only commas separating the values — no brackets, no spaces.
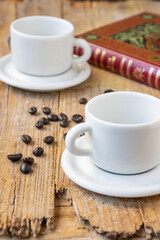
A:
0,0,62,237
90,0,160,29
61,63,160,240
62,0,94,34
54,0,96,195
0,0,16,136
0,1,16,236
70,182,160,239
16,0,62,18
2,198,106,240
55,1,160,240
0,88,60,237
55,0,160,193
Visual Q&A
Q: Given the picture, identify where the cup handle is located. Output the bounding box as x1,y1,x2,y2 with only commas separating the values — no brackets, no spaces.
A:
72,38,91,64
65,122,91,156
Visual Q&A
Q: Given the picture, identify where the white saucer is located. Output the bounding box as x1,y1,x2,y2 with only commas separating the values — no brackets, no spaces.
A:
62,136,160,198
0,54,91,92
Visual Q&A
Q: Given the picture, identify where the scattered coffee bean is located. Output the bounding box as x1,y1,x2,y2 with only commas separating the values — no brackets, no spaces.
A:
48,114,58,122
79,98,87,104
104,89,114,93
39,117,49,125
58,113,68,121
7,153,23,162
35,120,44,129
60,120,68,128
23,157,34,165
42,107,51,115
63,133,67,140
20,163,31,174
33,147,44,157
43,136,54,144
72,114,83,123
28,107,37,115
21,134,32,144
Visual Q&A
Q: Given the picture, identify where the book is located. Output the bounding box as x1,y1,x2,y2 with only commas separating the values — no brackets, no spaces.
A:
75,12,160,90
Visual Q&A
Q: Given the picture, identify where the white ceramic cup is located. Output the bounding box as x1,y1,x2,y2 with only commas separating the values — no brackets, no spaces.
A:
10,16,91,76
66,92,160,174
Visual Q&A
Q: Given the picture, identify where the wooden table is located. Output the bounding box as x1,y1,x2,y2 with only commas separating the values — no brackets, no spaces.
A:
1,1,160,239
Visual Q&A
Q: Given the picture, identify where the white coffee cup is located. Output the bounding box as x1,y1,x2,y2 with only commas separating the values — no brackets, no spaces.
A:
10,16,91,76
66,92,160,174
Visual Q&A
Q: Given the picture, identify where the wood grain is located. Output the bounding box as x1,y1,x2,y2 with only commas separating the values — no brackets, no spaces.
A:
1,0,160,239
0,89,60,237
55,1,160,239
16,0,62,18
0,0,61,237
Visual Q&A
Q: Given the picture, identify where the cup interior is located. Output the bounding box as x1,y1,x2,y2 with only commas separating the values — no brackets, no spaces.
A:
87,92,160,125
11,16,73,37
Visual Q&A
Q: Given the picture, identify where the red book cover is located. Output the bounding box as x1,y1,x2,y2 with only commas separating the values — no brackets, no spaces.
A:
75,12,160,90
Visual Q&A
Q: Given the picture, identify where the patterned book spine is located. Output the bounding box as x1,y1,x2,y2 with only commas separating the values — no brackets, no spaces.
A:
74,43,160,90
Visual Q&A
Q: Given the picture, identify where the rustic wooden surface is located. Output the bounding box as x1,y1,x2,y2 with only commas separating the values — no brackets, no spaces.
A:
0,0,160,239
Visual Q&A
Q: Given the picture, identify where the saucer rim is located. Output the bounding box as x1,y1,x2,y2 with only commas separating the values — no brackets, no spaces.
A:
61,136,160,198
0,54,91,92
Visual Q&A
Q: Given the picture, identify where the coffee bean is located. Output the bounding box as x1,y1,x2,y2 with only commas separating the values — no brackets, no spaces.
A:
58,113,68,121
33,147,44,157
60,120,68,128
28,107,37,115
20,163,31,174
21,134,32,144
43,136,54,144
35,120,44,129
63,133,67,140
7,153,23,162
23,157,34,165
104,89,114,93
48,114,58,122
39,117,49,125
42,107,51,115
72,114,83,123
79,98,87,104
